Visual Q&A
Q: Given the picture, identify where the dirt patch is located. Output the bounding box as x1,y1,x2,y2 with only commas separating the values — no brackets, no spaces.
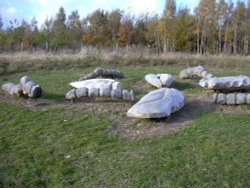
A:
1,91,249,140
108,92,250,140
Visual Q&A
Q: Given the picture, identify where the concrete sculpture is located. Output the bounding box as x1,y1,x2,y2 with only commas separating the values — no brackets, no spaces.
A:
79,68,125,80
67,78,135,102
199,75,250,91
127,88,185,118
145,74,173,88
1,76,42,98
179,66,213,79
213,92,250,105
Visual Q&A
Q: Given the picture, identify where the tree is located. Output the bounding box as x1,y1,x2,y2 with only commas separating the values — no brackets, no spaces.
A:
107,9,122,47
145,15,161,53
117,14,135,48
174,7,196,52
51,7,68,49
162,0,177,53
67,10,82,49
134,13,149,45
84,9,110,47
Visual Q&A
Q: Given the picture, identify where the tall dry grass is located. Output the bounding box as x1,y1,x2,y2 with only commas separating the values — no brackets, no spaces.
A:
0,47,250,75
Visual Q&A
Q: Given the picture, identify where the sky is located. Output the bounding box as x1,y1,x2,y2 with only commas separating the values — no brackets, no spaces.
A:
0,0,231,29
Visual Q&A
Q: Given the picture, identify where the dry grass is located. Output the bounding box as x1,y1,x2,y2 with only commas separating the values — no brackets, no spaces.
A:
1,48,250,75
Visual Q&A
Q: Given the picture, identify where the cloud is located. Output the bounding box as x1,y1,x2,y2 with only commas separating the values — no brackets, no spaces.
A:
0,0,165,28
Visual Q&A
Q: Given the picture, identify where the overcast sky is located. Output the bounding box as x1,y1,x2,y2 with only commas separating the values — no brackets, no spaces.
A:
0,0,240,29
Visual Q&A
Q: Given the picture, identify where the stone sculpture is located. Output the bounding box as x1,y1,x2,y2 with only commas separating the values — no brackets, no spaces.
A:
145,74,173,88
1,76,42,98
213,92,250,105
66,87,135,102
179,66,213,79
67,78,135,102
79,68,125,81
127,88,185,118
199,75,250,91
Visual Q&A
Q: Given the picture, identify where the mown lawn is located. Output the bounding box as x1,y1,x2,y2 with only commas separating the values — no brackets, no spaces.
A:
0,65,250,187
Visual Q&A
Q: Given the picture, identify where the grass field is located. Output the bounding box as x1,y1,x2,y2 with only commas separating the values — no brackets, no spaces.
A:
0,52,250,187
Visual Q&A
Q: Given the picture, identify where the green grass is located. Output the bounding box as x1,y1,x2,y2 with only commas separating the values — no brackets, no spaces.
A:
0,58,250,187
0,101,249,187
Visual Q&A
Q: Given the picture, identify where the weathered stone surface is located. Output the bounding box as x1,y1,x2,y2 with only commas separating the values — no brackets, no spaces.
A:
122,90,131,100
66,89,76,100
130,90,135,102
2,76,42,98
76,87,88,98
2,83,16,93
179,66,207,79
88,87,99,97
214,92,250,105
247,94,250,104
111,89,122,99
193,66,204,76
127,88,185,118
226,93,236,105
236,93,246,104
199,75,250,91
145,74,162,88
9,84,22,96
112,81,123,90
70,79,114,90
159,74,173,87
99,87,111,97
214,93,226,104
79,68,125,80
145,74,173,88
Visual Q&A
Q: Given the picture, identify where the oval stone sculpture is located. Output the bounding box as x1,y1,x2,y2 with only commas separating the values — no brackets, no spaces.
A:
145,74,173,88
199,75,250,91
213,92,250,105
179,66,213,79
127,88,185,118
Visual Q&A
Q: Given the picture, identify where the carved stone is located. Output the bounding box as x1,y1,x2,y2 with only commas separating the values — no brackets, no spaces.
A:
200,75,250,91
2,76,42,98
79,68,125,80
179,66,213,79
213,92,250,104
127,88,185,118
145,74,173,88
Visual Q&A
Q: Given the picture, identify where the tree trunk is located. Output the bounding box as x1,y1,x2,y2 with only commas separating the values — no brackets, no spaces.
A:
224,24,228,54
233,24,237,55
218,26,222,54
244,36,248,55
197,23,200,55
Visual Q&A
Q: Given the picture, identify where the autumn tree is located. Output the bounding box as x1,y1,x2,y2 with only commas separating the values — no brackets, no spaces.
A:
117,14,135,48
162,0,177,52
107,9,122,48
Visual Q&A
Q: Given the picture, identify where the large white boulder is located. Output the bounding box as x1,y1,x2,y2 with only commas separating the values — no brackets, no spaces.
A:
199,75,250,91
127,88,185,118
145,74,173,88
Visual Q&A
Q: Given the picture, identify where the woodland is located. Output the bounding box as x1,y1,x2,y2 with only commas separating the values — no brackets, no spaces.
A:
0,0,250,55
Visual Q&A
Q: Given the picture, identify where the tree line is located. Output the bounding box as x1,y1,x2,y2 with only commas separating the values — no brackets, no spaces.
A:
0,0,250,55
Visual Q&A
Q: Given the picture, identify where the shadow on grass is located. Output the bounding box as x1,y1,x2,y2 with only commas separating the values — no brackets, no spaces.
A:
148,99,216,124
172,80,198,91
42,92,65,100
